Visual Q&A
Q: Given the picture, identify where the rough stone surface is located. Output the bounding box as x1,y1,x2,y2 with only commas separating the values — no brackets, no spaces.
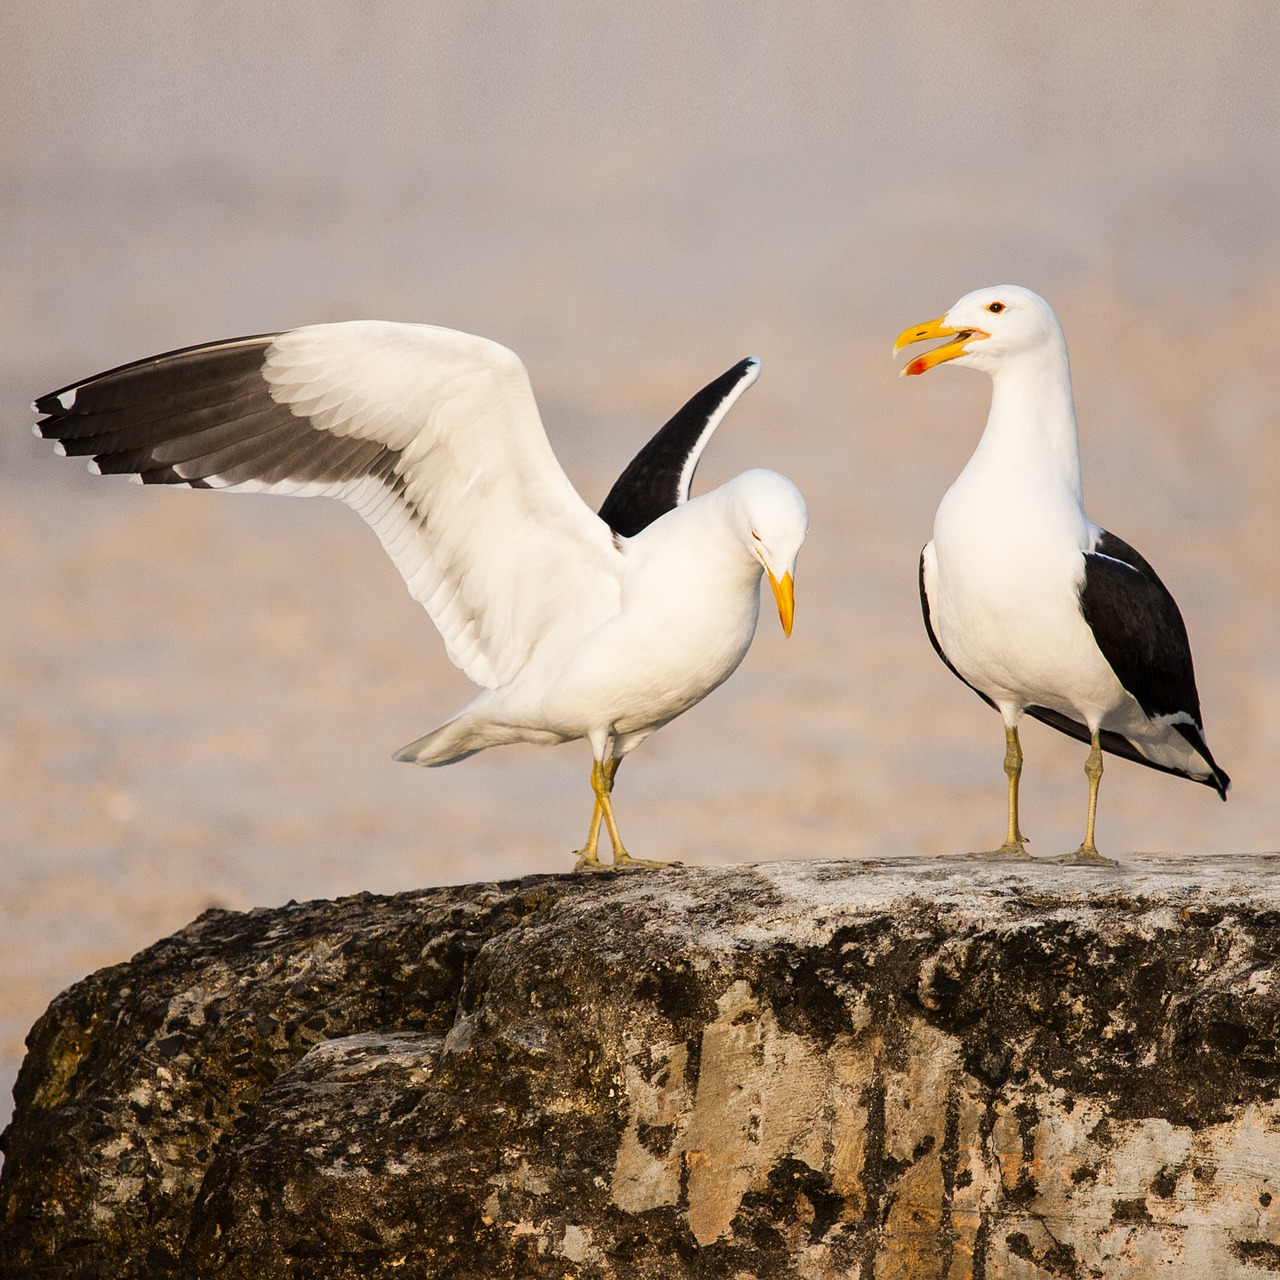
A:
4,855,1280,1278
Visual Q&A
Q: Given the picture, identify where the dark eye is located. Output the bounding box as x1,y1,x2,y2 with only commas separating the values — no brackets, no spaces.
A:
987,301,1005,314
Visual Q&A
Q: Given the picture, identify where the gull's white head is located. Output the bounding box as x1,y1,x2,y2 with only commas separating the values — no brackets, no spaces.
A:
726,468,808,636
894,285,1064,377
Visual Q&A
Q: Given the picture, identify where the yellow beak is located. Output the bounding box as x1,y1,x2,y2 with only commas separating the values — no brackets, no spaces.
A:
767,569,795,637
894,315,987,377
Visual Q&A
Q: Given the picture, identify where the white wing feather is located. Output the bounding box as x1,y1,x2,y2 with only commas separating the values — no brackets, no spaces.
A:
252,322,623,688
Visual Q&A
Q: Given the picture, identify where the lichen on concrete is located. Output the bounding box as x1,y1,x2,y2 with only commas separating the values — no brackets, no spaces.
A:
3,854,1280,1277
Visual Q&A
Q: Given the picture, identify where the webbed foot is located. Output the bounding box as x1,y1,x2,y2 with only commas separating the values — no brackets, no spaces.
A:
610,850,682,872
1039,847,1119,868
947,841,1034,862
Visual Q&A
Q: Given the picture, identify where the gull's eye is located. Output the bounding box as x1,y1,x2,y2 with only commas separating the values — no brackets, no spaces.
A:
987,301,1005,314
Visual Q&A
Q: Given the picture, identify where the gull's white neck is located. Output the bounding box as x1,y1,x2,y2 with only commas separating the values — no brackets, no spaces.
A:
965,338,1083,505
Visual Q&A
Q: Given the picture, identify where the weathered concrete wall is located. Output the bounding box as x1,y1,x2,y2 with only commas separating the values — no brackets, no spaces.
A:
3,855,1280,1278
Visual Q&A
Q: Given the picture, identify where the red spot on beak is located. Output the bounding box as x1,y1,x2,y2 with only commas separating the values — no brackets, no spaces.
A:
905,357,928,377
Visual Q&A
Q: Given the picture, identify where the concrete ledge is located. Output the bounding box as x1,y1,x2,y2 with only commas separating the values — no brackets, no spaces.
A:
3,854,1280,1277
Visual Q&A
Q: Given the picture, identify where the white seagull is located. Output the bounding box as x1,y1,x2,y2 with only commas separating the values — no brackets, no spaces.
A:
34,323,807,872
895,286,1228,864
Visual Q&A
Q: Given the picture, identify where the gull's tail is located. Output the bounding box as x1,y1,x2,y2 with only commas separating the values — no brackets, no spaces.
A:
394,699,565,767
393,714,489,767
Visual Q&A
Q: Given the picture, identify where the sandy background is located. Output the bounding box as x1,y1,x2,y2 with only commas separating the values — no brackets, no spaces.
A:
3,2,1280,1133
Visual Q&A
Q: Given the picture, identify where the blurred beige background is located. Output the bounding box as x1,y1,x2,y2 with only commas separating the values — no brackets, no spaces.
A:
3,2,1280,1130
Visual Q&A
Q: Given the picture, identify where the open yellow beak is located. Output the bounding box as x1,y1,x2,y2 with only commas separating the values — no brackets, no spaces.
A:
767,569,795,637
894,315,987,377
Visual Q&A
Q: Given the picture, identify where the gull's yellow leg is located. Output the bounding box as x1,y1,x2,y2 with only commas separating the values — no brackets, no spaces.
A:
1044,731,1118,866
956,725,1033,860
572,758,617,873
573,805,607,873
1002,724,1028,852
1082,734,1103,854
593,757,677,871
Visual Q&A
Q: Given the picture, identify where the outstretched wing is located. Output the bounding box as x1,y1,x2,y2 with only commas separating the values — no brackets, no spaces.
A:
34,321,623,689
598,357,759,537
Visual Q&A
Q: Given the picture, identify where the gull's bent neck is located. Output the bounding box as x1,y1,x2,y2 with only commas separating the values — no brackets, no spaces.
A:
969,340,1083,505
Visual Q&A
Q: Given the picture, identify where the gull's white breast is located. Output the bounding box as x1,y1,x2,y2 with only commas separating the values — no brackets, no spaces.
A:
535,496,764,743
928,458,1127,726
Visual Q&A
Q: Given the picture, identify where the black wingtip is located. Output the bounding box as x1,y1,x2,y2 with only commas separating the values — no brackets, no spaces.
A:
1169,722,1230,800
33,389,74,420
